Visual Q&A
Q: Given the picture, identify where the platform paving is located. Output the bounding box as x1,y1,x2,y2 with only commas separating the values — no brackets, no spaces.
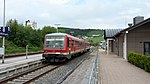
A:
99,49,150,84
0,54,42,69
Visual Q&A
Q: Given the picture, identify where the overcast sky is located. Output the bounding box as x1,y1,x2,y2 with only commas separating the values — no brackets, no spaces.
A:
0,0,150,29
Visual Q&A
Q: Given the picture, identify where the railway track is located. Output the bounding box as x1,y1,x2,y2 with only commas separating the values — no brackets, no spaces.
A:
56,49,96,84
3,64,61,84
0,50,93,84
33,51,93,84
0,59,43,82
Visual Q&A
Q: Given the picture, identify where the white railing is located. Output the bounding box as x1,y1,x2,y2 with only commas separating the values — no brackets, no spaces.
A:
88,50,99,84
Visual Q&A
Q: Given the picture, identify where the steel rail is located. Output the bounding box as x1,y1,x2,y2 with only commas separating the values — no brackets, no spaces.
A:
23,65,62,84
0,59,44,80
2,64,63,84
0,60,45,83
56,51,92,84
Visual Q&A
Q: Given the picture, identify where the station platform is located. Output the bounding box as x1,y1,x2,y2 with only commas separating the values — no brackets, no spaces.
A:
99,49,150,84
0,54,42,69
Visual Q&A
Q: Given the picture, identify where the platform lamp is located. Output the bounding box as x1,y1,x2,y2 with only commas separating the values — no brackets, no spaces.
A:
2,0,6,63
54,24,61,33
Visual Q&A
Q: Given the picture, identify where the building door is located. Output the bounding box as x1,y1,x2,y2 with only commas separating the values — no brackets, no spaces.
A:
110,40,113,52
144,42,150,55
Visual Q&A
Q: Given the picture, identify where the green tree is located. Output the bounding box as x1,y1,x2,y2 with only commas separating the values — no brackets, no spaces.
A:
6,19,43,48
58,29,65,33
4,19,45,53
6,19,19,42
29,29,43,47
14,28,28,47
42,26,57,36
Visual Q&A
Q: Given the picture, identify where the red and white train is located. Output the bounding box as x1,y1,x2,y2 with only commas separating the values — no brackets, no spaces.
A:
42,33,90,62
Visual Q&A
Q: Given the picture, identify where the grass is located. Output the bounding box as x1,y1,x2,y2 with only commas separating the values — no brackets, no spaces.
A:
87,36,104,43
87,30,104,37
5,47,43,54
0,39,42,54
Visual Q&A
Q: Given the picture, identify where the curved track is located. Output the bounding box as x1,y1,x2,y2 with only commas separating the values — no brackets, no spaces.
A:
1,50,93,84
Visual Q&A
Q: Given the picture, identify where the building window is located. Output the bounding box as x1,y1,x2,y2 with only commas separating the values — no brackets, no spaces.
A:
144,42,150,55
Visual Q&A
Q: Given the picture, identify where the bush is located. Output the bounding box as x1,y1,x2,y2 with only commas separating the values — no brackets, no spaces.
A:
6,48,25,54
6,47,42,54
144,56,150,72
128,52,150,72
28,47,43,52
4,40,42,54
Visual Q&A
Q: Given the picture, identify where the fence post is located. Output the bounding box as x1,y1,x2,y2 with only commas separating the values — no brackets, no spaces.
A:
26,45,28,59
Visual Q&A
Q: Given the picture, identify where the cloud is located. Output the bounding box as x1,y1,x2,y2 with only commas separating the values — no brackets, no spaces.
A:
146,3,150,8
0,0,150,29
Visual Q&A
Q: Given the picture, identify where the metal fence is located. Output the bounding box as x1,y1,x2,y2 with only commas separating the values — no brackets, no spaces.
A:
0,59,43,80
88,49,99,84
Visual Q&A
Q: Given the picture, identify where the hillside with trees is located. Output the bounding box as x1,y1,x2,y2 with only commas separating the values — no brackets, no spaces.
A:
0,19,104,54
0,19,57,54
59,27,104,46
58,27,103,37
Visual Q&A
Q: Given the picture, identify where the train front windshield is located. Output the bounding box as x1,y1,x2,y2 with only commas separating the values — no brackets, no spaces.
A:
45,36,65,49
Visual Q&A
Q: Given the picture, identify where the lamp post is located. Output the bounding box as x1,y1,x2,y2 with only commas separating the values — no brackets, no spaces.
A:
54,24,61,33
26,45,28,59
2,0,6,63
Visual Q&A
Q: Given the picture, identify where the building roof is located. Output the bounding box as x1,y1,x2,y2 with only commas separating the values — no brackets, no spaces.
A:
115,17,150,37
104,17,150,39
104,29,123,39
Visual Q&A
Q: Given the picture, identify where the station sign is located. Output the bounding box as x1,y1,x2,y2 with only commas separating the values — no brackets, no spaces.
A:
0,27,10,36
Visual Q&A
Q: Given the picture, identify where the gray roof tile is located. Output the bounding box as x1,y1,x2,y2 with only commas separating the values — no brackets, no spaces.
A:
104,29,123,39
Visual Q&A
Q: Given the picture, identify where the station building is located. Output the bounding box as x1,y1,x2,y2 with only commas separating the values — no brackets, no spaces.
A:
104,16,150,60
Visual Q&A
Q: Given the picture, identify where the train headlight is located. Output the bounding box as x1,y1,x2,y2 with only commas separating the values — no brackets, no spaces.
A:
56,52,60,54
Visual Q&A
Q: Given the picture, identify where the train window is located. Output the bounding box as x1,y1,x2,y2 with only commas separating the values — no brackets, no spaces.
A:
75,41,78,47
72,40,74,46
46,36,64,40
76,41,78,47
76,41,79,47
70,39,73,47
67,38,70,47
45,36,65,49
68,38,72,47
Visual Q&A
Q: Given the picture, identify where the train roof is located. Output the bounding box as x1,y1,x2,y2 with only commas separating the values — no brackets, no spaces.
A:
46,33,67,36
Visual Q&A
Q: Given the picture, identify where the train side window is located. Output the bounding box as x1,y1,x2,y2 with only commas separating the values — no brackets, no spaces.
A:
69,38,72,47
76,41,78,47
79,42,82,46
74,41,77,47
77,41,80,47
72,40,74,46
67,38,70,47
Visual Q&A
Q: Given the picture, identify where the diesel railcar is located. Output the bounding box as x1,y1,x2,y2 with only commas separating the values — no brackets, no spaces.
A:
42,33,90,62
